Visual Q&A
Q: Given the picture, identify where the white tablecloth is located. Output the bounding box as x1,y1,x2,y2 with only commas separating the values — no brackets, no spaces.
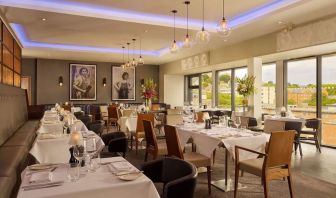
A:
118,116,137,133
30,131,104,164
71,107,82,113
38,120,87,134
17,157,160,198
177,123,269,161
266,116,306,126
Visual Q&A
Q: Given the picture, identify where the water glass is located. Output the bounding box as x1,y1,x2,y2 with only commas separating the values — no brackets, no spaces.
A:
89,154,101,172
234,117,241,129
67,163,80,182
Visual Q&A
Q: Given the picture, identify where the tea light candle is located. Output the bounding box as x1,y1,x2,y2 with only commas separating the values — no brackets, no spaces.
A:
69,131,81,145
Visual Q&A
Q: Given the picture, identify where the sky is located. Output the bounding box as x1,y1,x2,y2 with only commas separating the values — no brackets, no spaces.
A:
262,55,336,86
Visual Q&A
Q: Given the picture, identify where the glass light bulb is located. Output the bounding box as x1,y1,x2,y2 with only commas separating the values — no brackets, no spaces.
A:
170,40,179,53
196,28,210,44
131,58,137,67
217,18,231,37
138,56,144,65
183,34,192,48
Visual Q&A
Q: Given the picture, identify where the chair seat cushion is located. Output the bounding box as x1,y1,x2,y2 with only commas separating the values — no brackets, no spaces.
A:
183,152,211,167
301,128,316,135
0,146,28,177
0,176,17,198
239,158,264,177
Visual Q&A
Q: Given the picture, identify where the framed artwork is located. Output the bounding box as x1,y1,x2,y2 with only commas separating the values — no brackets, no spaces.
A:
70,63,96,100
112,66,135,100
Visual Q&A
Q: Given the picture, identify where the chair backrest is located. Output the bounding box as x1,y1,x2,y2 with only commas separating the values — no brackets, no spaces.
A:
305,118,321,131
122,109,135,117
88,120,105,135
164,125,184,159
62,104,71,111
265,131,295,168
108,106,119,119
239,116,250,128
100,105,108,121
195,112,205,123
167,109,182,115
285,121,302,133
166,114,184,125
143,120,158,151
151,104,161,111
264,120,285,134
223,110,232,118
78,115,91,127
136,113,155,133
214,110,225,117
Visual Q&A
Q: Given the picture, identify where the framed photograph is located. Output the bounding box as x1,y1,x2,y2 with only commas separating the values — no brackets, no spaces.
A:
70,63,96,100
112,66,135,100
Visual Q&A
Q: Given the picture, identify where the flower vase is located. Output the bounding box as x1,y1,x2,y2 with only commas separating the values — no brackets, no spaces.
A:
242,97,248,115
145,98,152,111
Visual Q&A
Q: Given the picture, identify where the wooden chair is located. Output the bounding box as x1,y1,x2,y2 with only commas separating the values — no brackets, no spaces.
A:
62,104,71,111
195,112,205,123
107,106,119,132
300,118,321,153
234,131,296,198
164,125,212,195
143,120,167,162
131,113,155,155
285,121,303,156
151,104,161,111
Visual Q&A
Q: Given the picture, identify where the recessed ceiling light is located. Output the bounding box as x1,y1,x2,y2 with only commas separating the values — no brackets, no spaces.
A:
42,18,47,21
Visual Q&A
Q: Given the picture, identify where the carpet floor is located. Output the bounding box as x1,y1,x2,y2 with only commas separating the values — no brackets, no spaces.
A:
122,147,336,198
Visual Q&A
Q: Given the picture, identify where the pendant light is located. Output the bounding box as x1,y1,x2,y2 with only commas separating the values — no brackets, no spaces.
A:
126,42,130,68
138,37,144,65
217,0,231,37
121,46,126,69
131,38,138,67
170,10,179,53
183,1,191,48
196,0,210,44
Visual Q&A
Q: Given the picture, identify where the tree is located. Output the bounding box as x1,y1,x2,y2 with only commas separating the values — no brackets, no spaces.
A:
219,74,231,83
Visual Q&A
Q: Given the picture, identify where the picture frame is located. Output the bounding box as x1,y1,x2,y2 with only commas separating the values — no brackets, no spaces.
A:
69,63,97,101
111,66,136,101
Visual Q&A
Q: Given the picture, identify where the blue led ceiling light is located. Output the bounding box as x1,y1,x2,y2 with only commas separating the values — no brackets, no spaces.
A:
6,0,302,56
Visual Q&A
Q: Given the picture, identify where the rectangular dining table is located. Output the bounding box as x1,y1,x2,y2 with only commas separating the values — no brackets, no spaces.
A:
176,123,269,191
17,157,160,198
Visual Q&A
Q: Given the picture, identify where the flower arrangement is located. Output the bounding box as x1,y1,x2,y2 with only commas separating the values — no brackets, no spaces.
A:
141,78,158,100
236,75,256,107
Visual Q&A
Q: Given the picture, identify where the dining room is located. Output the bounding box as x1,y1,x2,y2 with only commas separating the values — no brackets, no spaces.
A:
1,0,336,198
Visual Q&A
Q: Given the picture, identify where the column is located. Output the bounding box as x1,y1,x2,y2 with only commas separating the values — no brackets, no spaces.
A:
247,57,262,120
275,60,285,108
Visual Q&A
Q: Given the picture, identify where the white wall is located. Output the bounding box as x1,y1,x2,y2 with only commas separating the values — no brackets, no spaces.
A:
164,75,184,108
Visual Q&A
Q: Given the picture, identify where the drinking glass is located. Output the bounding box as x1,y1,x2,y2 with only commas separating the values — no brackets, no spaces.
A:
67,162,80,182
84,137,98,172
234,117,241,129
73,145,85,165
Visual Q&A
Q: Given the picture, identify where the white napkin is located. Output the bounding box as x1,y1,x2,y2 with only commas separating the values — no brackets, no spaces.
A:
29,172,52,184
108,162,132,173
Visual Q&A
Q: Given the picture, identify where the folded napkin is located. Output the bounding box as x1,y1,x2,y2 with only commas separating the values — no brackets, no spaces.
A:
42,120,59,124
108,161,132,173
29,172,52,184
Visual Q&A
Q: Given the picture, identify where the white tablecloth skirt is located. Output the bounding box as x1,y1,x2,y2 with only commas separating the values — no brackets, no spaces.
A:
118,116,137,133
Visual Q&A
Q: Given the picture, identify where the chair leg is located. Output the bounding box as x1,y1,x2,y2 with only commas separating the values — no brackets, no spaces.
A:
241,170,244,177
130,134,133,151
144,151,148,162
298,141,303,157
135,138,138,155
206,166,211,195
234,166,239,198
262,176,269,198
212,149,216,165
287,174,294,198
314,134,322,153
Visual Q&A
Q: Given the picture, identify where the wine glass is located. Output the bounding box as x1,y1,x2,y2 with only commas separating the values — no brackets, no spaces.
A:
234,117,241,129
73,144,85,166
84,137,98,172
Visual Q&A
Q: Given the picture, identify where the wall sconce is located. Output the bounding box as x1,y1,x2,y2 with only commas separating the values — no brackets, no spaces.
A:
58,76,63,86
103,78,107,87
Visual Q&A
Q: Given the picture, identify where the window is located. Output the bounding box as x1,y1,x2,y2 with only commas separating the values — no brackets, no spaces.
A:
321,54,336,146
262,63,276,114
188,75,200,106
201,72,212,107
234,67,247,112
287,58,317,119
217,70,232,110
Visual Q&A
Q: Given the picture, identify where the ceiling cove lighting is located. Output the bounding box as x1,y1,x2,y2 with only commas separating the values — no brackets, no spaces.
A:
183,1,191,48
217,0,231,37
170,10,179,53
195,0,210,44
3,0,302,32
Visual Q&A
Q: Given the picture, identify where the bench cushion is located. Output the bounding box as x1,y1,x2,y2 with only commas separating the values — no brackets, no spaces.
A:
0,146,28,177
16,120,40,134
3,120,39,148
0,176,16,198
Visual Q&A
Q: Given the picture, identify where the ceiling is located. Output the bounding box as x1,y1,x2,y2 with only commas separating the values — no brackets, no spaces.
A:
1,0,336,65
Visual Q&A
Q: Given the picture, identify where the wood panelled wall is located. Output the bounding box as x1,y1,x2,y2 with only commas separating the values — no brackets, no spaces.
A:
0,19,22,87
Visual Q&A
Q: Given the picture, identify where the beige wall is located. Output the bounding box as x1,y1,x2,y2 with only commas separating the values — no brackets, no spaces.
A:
163,75,184,108
22,58,159,104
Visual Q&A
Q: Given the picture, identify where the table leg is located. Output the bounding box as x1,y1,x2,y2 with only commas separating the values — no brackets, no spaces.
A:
211,148,246,192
